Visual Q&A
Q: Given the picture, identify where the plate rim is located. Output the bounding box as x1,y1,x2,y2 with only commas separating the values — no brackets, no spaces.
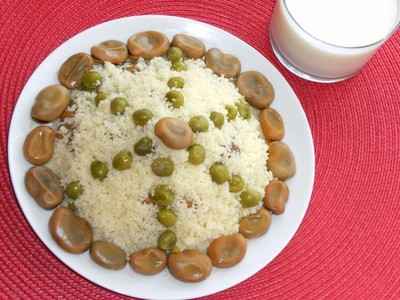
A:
7,14,315,300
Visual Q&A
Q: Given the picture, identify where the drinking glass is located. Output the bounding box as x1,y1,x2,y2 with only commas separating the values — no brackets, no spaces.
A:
270,0,400,83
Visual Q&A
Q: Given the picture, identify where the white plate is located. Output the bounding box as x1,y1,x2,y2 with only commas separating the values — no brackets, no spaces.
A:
8,15,314,300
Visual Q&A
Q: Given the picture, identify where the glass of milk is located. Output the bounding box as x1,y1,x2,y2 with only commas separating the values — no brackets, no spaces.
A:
270,0,400,82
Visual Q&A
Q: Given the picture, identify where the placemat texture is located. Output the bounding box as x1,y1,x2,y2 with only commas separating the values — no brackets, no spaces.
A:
1,1,400,299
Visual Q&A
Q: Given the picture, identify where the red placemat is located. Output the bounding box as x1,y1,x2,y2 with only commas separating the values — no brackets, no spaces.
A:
1,1,400,299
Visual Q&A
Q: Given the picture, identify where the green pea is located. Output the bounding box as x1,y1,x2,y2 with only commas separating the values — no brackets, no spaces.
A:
151,157,174,177
157,208,177,227
172,61,187,72
209,162,230,184
67,200,77,211
167,77,185,89
171,246,180,254
210,112,225,129
240,189,261,208
134,137,153,156
151,184,175,206
188,144,205,165
189,116,209,133
236,101,251,120
110,97,128,115
168,47,183,63
95,91,107,106
90,160,109,181
112,150,133,171
166,90,184,108
65,181,83,200
81,71,102,91
225,105,237,121
229,175,245,193
132,109,153,126
158,230,177,251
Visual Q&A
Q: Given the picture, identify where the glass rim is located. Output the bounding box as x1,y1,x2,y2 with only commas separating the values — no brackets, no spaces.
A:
282,0,400,49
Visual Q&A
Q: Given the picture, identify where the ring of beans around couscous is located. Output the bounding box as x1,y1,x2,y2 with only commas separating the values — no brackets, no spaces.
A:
22,31,296,282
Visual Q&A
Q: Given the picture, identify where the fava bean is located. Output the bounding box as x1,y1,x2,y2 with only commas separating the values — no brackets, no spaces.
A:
91,40,128,64
25,166,63,209
207,234,246,268
239,208,271,238
128,31,169,59
49,207,92,254
58,53,93,88
172,34,206,59
168,250,212,282
31,85,70,122
264,179,289,214
237,71,275,109
259,108,285,141
130,248,167,275
155,117,193,150
205,48,241,78
23,126,55,165
267,142,296,180
90,241,127,270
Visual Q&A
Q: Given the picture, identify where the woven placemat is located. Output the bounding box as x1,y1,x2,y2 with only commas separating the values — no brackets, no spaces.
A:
1,1,400,299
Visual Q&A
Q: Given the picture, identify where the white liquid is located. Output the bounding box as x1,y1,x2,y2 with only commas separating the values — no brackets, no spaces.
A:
287,0,398,47
270,0,399,81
